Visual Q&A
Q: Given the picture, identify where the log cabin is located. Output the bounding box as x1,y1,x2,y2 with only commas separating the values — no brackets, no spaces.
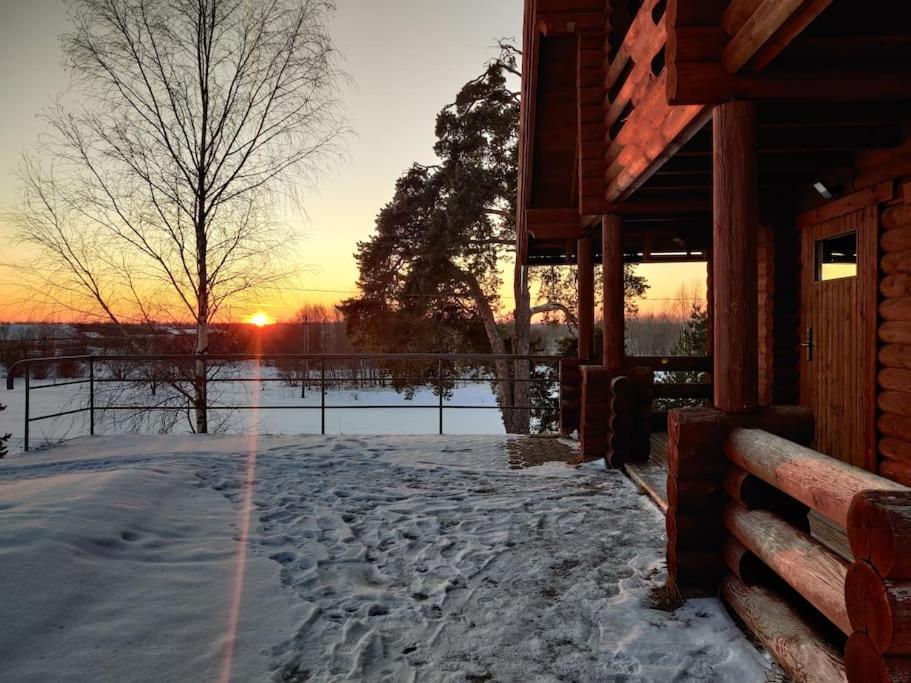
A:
518,1,911,680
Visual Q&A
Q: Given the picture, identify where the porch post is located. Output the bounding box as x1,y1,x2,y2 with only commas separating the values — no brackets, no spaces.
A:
577,236,595,361
712,101,759,413
602,214,625,371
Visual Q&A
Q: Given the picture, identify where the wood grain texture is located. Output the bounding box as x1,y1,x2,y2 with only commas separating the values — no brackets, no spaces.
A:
846,560,911,654
800,207,877,469
848,490,911,579
845,631,911,683
602,215,625,371
721,574,847,683
713,101,759,412
724,501,851,634
725,428,906,528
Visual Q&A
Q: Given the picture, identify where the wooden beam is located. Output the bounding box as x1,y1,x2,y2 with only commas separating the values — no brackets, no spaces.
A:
669,62,911,104
577,236,595,362
721,0,832,74
603,215,625,371
605,71,711,201
713,101,759,413
749,0,834,73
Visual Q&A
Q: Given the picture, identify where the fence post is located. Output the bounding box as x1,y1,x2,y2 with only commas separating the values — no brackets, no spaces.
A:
24,366,30,452
320,358,326,435
438,358,444,435
89,356,95,437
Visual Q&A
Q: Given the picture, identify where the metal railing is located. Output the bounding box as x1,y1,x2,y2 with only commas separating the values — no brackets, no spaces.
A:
5,353,562,451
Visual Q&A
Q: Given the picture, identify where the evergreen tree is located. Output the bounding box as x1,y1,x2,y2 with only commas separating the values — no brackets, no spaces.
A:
655,303,709,411
341,45,648,433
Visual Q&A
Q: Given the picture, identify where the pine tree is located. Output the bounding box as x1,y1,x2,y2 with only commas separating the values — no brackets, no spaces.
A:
655,303,710,411
0,403,9,458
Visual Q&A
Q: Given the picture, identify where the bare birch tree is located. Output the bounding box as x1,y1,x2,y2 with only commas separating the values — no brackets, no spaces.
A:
14,0,345,432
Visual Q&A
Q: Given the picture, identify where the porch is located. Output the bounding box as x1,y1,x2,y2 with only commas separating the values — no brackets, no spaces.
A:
520,0,911,680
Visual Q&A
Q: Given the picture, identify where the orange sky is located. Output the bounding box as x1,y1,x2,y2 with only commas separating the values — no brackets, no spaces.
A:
0,1,706,324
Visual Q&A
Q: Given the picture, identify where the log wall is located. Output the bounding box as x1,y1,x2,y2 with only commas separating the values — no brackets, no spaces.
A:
758,212,802,407
879,195,911,487
578,364,654,466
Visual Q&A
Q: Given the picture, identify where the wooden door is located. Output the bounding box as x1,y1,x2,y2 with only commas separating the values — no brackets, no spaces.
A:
800,206,877,469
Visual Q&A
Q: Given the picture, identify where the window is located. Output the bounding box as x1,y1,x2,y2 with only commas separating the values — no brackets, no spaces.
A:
815,231,857,281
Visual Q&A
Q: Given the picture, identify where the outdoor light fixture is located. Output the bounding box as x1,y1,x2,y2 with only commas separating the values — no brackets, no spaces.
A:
813,181,833,199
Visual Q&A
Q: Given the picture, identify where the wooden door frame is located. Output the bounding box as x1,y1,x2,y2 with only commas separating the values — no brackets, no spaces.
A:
797,183,891,472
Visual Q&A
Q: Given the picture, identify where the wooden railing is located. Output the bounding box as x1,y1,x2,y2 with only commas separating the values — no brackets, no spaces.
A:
666,406,911,683
559,355,711,442
603,0,709,201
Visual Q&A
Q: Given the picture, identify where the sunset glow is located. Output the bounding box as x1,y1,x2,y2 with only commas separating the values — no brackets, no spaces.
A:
246,312,272,328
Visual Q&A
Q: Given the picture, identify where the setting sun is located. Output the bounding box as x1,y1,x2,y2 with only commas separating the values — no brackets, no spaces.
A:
246,312,272,328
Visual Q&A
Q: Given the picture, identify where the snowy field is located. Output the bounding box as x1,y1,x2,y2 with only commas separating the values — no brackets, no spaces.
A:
0,434,775,682
1,364,510,452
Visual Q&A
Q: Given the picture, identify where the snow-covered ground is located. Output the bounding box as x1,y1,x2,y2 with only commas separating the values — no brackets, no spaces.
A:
0,434,774,682
1,365,509,452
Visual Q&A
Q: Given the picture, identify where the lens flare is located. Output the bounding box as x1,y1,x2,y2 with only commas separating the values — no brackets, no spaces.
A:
246,312,271,327
220,334,263,682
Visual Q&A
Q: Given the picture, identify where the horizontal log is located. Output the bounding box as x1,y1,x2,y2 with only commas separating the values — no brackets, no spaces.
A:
725,428,906,528
845,632,911,683
881,460,911,489
724,466,811,528
882,438,911,465
670,405,815,448
721,0,824,74
881,414,911,443
724,537,774,586
721,0,761,36
721,575,848,683
881,322,911,345
884,205,911,230
883,253,911,277
668,407,728,448
724,501,851,634
846,560,911,654
669,61,911,105
881,346,911,371
882,274,911,299
848,490,911,579
884,227,911,254
881,369,911,393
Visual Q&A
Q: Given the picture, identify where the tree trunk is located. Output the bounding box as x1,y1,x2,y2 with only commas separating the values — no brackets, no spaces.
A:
452,263,523,433
511,262,532,434
195,204,209,434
